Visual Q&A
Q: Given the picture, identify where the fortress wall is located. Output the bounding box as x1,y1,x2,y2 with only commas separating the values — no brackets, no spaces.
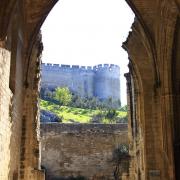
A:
41,63,120,101
41,64,95,97
40,123,128,180
71,71,94,97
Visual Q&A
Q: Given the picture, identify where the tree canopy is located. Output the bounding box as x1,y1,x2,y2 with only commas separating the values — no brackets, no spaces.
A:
54,87,72,106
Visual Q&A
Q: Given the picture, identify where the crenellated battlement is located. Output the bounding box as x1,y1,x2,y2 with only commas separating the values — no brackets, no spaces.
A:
41,62,121,102
42,63,120,72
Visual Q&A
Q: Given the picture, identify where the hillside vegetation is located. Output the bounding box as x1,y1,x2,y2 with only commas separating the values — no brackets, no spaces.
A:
40,99,128,124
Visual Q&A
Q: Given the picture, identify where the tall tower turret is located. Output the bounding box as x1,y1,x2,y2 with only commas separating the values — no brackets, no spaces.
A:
94,64,120,104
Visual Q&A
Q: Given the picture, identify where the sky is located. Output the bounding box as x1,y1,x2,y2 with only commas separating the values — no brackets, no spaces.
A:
41,0,135,105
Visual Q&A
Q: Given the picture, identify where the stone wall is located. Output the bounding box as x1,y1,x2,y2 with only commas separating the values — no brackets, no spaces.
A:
40,123,128,180
41,63,120,101
0,48,13,179
0,9,25,178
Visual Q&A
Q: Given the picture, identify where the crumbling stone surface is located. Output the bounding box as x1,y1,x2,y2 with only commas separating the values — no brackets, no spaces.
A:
40,123,128,180
0,48,13,180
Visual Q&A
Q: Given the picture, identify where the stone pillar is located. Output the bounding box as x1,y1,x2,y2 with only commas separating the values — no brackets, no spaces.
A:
124,72,135,180
19,33,44,180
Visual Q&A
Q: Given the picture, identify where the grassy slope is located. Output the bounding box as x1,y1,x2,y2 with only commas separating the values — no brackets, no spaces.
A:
40,99,127,123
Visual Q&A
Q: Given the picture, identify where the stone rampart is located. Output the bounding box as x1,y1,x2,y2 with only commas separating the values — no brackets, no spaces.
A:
41,63,120,101
40,123,128,180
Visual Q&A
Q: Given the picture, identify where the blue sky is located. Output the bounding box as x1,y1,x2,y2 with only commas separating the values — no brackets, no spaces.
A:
41,0,134,105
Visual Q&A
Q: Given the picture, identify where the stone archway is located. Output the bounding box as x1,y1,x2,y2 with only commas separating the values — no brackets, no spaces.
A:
0,0,180,180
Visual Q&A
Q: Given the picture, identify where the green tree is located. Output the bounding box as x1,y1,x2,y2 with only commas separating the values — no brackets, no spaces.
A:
54,87,72,106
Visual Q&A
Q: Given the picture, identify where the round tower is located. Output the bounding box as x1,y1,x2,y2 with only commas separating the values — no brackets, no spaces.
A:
94,64,120,104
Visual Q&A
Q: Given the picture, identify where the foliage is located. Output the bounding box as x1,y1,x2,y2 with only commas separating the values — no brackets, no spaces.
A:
105,109,118,120
40,86,121,110
40,86,55,99
40,99,127,124
70,96,122,110
54,87,72,106
91,109,119,123
119,105,128,112
90,111,105,123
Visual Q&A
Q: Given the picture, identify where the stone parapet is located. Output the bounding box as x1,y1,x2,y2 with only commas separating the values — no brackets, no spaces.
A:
41,123,127,135
40,123,128,180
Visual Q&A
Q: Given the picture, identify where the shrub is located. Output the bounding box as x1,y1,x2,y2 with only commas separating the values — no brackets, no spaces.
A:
90,111,104,123
105,109,118,119
54,87,72,106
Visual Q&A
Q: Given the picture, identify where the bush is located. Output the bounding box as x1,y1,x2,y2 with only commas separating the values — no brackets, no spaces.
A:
105,109,118,119
90,111,104,123
41,86,122,110
54,87,72,106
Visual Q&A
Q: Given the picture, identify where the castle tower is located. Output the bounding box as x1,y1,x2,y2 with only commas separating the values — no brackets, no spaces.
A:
94,64,120,103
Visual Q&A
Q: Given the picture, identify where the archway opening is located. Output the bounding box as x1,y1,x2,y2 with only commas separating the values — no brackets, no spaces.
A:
39,0,134,179
40,0,134,122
